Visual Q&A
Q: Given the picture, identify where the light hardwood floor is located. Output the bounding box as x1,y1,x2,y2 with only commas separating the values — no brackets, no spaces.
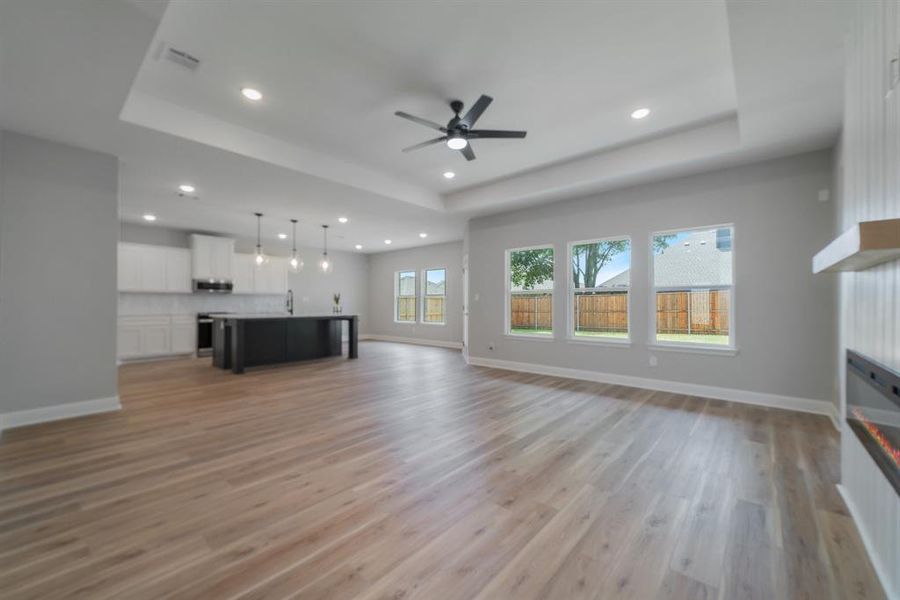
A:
0,341,885,599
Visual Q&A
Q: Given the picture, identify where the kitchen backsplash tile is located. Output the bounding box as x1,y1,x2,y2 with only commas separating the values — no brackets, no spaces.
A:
119,293,286,316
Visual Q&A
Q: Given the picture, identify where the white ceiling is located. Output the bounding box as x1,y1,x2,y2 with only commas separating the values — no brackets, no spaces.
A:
0,0,853,252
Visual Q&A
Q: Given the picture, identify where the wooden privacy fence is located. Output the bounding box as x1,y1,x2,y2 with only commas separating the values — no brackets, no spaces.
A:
424,297,445,323
510,292,552,330
656,289,729,335
510,288,729,335
397,297,446,322
574,291,628,333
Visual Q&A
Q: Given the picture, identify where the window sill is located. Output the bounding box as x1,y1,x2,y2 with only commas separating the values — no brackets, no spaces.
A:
393,320,416,325
566,336,631,348
647,343,739,356
420,321,446,326
504,333,556,342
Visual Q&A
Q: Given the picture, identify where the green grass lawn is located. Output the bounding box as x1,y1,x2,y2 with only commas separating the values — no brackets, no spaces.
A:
574,331,629,339
510,329,728,345
656,333,730,345
510,327,552,335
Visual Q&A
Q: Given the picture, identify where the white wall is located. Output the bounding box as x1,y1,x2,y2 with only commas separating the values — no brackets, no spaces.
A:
467,150,836,408
836,2,900,597
366,241,463,347
119,222,369,330
0,131,119,423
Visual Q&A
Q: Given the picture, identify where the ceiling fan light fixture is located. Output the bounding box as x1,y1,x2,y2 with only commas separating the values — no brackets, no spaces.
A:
446,136,467,150
241,87,263,101
631,107,651,120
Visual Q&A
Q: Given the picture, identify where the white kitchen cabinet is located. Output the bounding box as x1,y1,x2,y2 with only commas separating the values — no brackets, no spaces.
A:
118,243,192,293
118,244,142,291
116,320,143,359
165,249,192,293
170,315,196,354
231,254,289,295
141,247,168,291
255,257,289,295
232,253,256,294
191,234,234,282
117,315,195,360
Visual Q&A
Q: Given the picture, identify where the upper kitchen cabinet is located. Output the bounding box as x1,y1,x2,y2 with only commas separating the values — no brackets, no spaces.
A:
190,234,235,281
118,243,191,293
232,254,289,295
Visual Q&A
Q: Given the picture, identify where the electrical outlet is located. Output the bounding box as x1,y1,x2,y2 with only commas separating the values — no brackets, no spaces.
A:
649,355,658,367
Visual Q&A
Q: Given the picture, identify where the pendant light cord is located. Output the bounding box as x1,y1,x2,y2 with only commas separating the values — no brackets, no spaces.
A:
254,212,263,253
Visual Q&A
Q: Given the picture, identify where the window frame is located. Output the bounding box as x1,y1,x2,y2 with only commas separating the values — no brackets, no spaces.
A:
648,223,737,354
504,244,556,340
394,269,417,324
421,267,447,326
566,235,632,346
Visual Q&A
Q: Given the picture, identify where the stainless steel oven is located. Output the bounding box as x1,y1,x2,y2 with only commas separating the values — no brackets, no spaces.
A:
197,313,230,356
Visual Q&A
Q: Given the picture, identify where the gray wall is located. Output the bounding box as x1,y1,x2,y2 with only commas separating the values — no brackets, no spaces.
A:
468,150,836,402
366,241,463,345
120,222,370,331
0,131,119,413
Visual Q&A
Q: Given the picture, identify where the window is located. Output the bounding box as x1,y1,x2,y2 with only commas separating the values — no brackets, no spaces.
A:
506,246,554,336
652,225,734,347
395,270,416,322
423,268,446,324
570,237,631,341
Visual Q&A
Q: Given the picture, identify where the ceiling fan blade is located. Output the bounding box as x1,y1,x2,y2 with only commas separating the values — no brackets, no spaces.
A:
394,111,447,132
467,129,527,139
401,136,448,152
460,144,476,161
458,95,493,129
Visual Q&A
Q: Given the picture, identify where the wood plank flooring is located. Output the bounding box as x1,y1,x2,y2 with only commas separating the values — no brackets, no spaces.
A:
0,341,885,599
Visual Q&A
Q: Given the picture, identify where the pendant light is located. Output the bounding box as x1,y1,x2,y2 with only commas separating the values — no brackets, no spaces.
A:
289,218,304,272
319,224,333,273
253,212,268,267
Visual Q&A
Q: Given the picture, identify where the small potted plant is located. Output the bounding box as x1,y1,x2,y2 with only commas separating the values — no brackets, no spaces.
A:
332,292,342,314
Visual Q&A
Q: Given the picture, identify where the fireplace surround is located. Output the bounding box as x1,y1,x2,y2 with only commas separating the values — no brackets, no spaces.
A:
846,350,900,496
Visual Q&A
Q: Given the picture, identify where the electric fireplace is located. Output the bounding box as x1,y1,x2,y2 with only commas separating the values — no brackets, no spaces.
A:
846,350,900,496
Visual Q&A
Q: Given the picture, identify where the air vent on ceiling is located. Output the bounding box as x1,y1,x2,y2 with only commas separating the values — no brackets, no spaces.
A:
158,43,200,71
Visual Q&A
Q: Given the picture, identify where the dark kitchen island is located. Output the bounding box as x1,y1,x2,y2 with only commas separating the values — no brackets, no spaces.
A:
211,314,358,374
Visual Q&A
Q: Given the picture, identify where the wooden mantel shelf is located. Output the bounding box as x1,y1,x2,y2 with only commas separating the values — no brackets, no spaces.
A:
813,218,900,273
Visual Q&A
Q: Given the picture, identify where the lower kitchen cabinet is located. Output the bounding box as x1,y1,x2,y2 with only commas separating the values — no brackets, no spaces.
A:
118,315,195,360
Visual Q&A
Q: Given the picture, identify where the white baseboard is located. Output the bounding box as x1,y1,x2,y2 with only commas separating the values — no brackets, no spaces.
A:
361,334,463,350
467,356,833,418
0,396,121,433
837,483,899,600
829,402,842,432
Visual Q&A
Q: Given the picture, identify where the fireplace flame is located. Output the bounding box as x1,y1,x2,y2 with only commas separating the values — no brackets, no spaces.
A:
851,407,900,468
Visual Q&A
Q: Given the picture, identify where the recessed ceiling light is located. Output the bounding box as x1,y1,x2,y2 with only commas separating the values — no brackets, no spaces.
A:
338,216,349,224
446,136,467,150
630,107,651,120
179,183,195,193
419,232,428,238
384,239,392,245
277,233,287,239
355,244,363,250
241,87,263,101
142,214,157,222
443,171,455,179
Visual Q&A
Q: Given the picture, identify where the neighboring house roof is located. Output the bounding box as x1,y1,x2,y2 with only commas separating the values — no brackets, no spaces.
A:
598,269,630,288
598,229,732,288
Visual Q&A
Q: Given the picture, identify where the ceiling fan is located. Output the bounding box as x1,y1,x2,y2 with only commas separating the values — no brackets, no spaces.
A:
395,95,526,161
